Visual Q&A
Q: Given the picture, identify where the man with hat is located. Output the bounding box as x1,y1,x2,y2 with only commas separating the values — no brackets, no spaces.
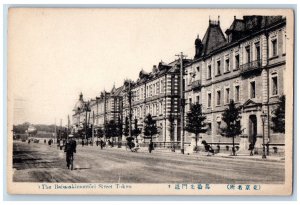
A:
64,134,77,170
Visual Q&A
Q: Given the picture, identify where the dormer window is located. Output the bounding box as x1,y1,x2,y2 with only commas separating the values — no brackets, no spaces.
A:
216,60,221,76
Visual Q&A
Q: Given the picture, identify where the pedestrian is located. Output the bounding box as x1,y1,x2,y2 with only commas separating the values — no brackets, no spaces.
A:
148,139,154,153
248,143,255,156
64,135,77,170
81,140,84,147
100,139,104,149
59,139,64,150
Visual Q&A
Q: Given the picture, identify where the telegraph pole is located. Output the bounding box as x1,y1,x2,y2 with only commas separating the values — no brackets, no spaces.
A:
92,111,95,146
176,52,187,154
128,81,132,139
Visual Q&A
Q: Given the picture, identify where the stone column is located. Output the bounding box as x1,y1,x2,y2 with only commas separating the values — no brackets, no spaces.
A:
238,112,250,154
256,111,263,149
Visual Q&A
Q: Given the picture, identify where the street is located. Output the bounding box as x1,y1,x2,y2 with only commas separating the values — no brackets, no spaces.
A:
13,141,285,184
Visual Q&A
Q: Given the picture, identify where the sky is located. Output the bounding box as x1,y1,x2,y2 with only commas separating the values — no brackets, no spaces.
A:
8,8,246,125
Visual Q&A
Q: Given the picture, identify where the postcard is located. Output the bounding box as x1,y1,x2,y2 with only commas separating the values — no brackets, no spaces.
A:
7,8,294,195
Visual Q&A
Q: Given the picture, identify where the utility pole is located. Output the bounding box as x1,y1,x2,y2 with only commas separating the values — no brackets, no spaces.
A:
54,118,56,144
67,115,70,140
176,52,187,154
128,81,132,139
92,111,95,146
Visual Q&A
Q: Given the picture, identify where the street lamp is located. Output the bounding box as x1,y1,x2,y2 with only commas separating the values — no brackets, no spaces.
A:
260,110,267,159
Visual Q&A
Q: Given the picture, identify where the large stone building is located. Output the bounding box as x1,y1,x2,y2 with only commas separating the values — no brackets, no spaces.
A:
71,15,286,151
122,60,191,143
184,16,286,151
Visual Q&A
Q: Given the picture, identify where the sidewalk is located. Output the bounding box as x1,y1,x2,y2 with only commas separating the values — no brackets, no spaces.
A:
70,143,285,163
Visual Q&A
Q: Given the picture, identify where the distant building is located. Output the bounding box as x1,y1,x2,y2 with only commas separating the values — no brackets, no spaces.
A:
89,85,124,130
72,86,124,132
72,92,88,128
184,16,286,150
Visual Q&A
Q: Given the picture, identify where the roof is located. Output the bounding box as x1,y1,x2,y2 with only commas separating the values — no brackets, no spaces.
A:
133,59,192,87
225,16,283,42
225,18,245,35
111,86,124,96
73,93,86,112
201,20,227,56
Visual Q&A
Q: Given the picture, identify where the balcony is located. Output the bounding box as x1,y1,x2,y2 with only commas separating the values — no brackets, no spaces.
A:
191,80,202,90
240,60,262,75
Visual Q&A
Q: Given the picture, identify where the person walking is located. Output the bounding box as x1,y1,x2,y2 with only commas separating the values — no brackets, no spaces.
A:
148,139,154,153
100,139,104,149
59,139,64,150
64,135,77,170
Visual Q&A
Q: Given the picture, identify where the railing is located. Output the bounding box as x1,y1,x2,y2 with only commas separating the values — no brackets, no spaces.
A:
240,60,262,74
191,80,202,90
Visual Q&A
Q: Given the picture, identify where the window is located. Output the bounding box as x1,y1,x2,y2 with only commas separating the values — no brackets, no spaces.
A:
235,54,240,69
245,46,251,63
189,73,193,84
216,90,221,106
250,81,256,98
208,93,212,108
225,58,230,72
189,98,192,110
207,123,212,135
146,86,148,97
216,60,221,75
272,75,278,96
235,85,240,102
156,82,160,94
217,121,221,135
255,42,261,61
160,80,164,93
272,39,278,57
207,65,212,79
160,102,163,115
196,96,200,104
225,88,230,104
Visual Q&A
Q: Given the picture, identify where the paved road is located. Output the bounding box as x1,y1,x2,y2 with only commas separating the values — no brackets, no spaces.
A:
13,141,285,183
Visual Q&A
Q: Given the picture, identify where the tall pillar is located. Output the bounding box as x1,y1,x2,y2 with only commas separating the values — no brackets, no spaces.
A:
173,119,178,142
238,112,250,154
256,111,263,149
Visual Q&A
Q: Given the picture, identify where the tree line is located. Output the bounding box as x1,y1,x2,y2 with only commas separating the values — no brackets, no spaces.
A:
13,122,64,134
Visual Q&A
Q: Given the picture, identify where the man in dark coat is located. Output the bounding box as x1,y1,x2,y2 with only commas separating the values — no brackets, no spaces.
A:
64,135,77,170
148,139,154,153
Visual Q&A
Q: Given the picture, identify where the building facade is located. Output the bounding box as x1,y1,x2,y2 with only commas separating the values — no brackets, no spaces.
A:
71,15,286,150
72,92,88,129
122,60,190,143
72,86,123,132
184,16,286,151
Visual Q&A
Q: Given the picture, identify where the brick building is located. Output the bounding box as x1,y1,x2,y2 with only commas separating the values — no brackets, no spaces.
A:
184,16,286,152
122,60,191,143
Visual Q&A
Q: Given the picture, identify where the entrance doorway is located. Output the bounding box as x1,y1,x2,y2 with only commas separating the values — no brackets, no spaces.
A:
249,115,257,145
